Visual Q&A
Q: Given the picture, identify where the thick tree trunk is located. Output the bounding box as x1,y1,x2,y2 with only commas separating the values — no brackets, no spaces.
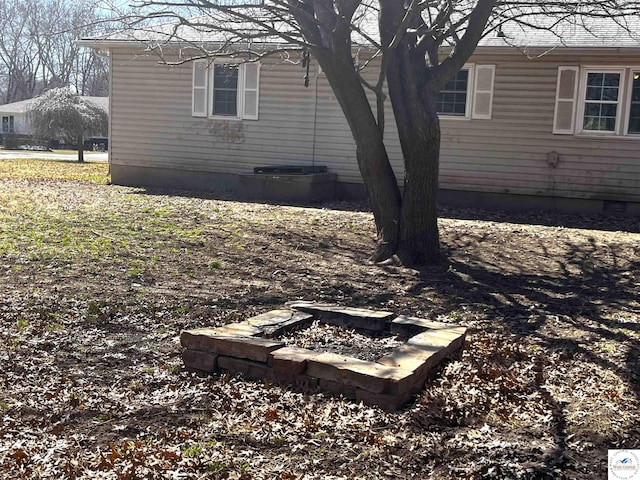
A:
313,50,402,261
384,49,442,264
397,117,441,264
77,135,84,163
378,1,443,264
377,0,496,265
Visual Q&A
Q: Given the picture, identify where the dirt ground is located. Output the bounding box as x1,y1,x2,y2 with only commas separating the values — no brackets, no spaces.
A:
0,159,639,479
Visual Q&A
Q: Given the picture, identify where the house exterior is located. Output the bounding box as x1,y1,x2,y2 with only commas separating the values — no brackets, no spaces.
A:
79,18,640,214
0,98,34,136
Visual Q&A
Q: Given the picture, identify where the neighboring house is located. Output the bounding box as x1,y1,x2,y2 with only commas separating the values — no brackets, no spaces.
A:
0,98,33,136
79,17,640,214
0,96,109,137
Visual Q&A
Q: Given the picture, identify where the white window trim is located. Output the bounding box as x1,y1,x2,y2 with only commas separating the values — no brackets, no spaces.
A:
576,67,626,136
192,59,260,121
210,60,243,121
438,64,475,121
555,65,640,139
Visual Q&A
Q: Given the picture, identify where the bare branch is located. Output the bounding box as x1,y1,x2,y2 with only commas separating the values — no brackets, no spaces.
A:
433,0,497,89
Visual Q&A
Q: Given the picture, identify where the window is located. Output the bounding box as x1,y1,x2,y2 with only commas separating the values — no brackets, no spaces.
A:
628,72,640,134
1,115,14,133
582,71,622,132
437,64,495,120
192,60,260,120
554,66,640,137
438,70,469,116
212,64,239,116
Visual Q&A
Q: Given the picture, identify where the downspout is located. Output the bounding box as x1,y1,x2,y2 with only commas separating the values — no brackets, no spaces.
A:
311,63,320,167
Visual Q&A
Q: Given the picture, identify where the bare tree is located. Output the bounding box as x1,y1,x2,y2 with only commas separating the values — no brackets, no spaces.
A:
72,49,109,97
0,1,43,103
29,0,110,96
0,0,110,104
28,87,108,163
123,0,639,265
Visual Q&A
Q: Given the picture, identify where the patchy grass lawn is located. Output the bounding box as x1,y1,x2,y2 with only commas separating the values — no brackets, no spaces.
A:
0,158,638,479
0,157,109,184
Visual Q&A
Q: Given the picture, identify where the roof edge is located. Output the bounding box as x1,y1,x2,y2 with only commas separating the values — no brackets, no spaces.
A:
78,38,640,57
76,38,304,51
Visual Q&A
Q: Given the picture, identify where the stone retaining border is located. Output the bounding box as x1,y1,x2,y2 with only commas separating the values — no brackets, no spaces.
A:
180,304,466,411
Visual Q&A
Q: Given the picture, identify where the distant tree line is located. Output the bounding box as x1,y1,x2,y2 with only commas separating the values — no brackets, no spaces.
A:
0,0,111,104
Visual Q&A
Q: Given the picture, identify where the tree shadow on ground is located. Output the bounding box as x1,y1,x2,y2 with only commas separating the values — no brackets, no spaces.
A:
422,231,639,386
407,231,640,474
129,185,640,233
128,186,373,213
439,205,640,233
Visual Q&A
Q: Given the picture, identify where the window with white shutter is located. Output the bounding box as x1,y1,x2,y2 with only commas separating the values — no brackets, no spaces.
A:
553,66,640,138
191,60,260,120
437,68,472,117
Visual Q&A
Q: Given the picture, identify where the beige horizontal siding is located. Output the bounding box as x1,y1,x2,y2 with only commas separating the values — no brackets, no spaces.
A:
437,52,640,202
109,46,640,203
110,49,321,178
109,47,402,185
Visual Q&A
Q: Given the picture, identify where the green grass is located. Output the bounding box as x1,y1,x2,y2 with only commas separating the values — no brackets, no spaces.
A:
0,158,109,184
95,413,114,422
16,318,29,332
44,322,65,333
207,460,228,473
208,260,222,269
182,444,203,458
0,159,211,266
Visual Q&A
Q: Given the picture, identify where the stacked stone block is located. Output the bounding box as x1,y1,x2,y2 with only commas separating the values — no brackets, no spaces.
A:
180,304,466,411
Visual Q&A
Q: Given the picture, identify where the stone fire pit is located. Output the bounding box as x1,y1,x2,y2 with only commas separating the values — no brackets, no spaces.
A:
180,302,466,411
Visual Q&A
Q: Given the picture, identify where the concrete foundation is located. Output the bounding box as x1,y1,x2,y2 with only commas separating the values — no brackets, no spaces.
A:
238,172,337,203
109,164,238,192
108,164,640,216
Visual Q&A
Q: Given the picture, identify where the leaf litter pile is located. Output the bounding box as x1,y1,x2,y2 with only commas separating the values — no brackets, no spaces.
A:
0,158,639,479
276,320,404,362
